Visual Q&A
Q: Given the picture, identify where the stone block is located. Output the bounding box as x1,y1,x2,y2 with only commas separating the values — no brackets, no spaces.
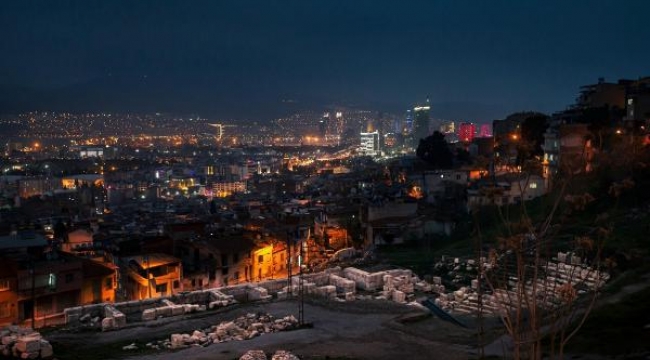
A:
161,299,176,307
39,341,53,358
65,313,80,325
247,286,272,301
471,279,479,289
171,305,185,316
170,334,185,349
414,281,432,292
239,350,267,360
271,350,300,360
101,317,115,331
392,290,406,303
14,339,40,353
329,274,356,293
113,313,127,328
142,308,157,321
276,291,288,300
314,285,336,297
156,306,172,317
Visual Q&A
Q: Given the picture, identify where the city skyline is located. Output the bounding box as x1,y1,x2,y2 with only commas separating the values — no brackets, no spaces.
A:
1,1,649,121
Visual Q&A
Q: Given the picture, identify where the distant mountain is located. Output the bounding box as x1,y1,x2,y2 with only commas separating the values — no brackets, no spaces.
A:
0,79,512,122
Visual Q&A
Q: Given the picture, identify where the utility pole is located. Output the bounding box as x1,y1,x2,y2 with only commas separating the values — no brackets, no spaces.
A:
286,230,292,296
144,254,152,299
298,236,304,326
30,263,36,329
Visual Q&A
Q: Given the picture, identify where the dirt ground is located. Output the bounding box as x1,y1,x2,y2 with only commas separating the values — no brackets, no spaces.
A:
46,298,478,360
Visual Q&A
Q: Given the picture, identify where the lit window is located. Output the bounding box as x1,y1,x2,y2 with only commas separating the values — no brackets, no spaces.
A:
0,279,10,291
530,183,538,189
155,283,168,294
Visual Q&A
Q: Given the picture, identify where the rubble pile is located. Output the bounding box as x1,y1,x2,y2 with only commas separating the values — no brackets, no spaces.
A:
434,254,610,316
0,326,53,359
141,299,208,321
274,267,437,304
238,350,301,360
139,312,300,351
208,289,238,309
245,286,273,302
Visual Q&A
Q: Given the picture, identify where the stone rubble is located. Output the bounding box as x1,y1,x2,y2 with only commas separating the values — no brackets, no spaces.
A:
59,266,439,333
433,255,610,316
139,312,300,351
239,350,268,360
270,350,301,360
102,305,127,331
0,326,53,359
142,299,208,321
237,350,302,360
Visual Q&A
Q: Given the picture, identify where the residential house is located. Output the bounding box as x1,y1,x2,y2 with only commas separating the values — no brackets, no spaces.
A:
468,173,547,208
362,201,419,246
0,232,117,327
121,253,182,300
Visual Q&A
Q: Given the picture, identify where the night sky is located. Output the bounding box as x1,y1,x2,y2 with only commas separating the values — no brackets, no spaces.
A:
1,0,649,121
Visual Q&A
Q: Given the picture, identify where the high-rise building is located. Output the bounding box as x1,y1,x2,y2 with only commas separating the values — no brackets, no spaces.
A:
439,120,455,134
319,113,329,138
335,111,344,136
458,122,476,142
403,110,413,136
209,123,225,142
412,99,431,143
479,124,492,137
360,131,380,156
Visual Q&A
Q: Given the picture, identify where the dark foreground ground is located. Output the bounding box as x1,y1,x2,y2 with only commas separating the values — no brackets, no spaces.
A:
46,298,476,360
44,277,650,360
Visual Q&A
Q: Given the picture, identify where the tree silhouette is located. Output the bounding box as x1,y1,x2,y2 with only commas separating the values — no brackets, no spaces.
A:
416,131,454,169
517,113,549,165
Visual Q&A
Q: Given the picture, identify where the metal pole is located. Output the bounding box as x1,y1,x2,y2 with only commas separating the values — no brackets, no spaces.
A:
286,231,292,296
145,255,152,298
298,238,304,326
30,266,36,329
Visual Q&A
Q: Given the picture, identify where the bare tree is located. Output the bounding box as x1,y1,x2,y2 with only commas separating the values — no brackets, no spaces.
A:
471,136,627,360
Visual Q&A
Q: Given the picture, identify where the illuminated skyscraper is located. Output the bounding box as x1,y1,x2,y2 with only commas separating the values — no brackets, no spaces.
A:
360,131,380,156
439,120,456,134
403,109,412,135
412,98,431,143
319,112,329,138
458,122,476,142
479,124,492,137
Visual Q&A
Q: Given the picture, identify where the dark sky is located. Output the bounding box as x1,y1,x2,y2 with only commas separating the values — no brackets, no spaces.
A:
1,1,649,121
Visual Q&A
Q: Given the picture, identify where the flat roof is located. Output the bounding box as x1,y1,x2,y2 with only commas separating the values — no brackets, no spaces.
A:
123,253,180,269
